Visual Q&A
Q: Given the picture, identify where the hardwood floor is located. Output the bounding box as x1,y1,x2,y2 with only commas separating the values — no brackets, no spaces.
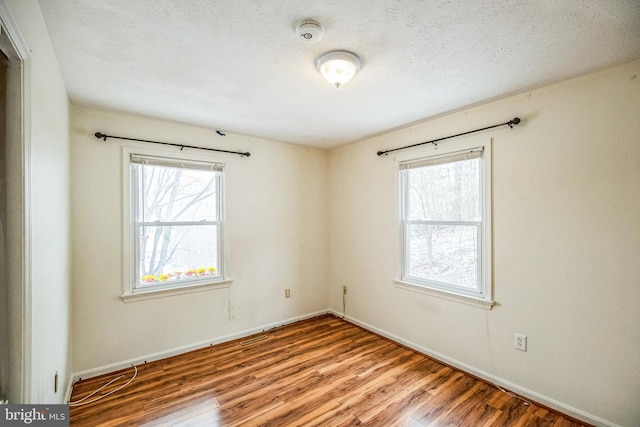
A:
69,314,589,426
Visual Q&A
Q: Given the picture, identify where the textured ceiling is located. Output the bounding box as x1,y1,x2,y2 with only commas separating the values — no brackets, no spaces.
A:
38,0,640,148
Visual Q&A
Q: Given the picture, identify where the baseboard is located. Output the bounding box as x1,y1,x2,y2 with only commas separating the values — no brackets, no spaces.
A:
328,310,618,427
67,309,331,395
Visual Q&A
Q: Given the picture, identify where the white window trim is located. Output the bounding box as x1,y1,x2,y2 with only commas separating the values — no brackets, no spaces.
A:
393,280,494,310
121,279,232,303
121,146,232,303
394,138,494,310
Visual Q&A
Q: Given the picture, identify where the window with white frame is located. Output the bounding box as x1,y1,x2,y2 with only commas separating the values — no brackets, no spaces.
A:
123,150,225,295
400,142,492,303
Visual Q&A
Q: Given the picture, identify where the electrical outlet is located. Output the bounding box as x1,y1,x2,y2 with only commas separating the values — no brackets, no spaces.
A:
514,333,527,351
343,285,347,295
285,288,291,298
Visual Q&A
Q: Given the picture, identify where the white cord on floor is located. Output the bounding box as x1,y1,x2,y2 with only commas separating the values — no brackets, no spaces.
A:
68,364,138,407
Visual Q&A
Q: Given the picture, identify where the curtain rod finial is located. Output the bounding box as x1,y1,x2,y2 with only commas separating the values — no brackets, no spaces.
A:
507,117,521,128
95,132,107,141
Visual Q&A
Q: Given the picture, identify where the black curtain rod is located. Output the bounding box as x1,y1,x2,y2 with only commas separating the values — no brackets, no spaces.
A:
94,132,251,157
376,117,521,156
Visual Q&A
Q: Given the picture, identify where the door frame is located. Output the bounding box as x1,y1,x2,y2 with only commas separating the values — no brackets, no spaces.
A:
0,0,32,404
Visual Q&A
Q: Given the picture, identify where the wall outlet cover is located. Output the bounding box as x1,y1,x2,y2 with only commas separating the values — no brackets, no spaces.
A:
514,333,527,351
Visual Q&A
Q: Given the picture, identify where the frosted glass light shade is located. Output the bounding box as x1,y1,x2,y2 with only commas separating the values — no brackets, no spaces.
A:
315,50,361,88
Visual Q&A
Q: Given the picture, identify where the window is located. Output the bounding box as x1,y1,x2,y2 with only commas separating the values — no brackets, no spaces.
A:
123,149,227,298
399,141,492,306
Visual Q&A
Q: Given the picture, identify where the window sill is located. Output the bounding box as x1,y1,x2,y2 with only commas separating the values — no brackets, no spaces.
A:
121,279,232,303
393,279,494,310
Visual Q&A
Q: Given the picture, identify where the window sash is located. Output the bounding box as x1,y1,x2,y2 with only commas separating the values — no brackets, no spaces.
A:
405,220,481,226
135,220,220,227
133,223,223,292
130,153,224,171
399,148,483,170
400,149,485,296
133,160,222,223
403,221,482,295
129,153,224,293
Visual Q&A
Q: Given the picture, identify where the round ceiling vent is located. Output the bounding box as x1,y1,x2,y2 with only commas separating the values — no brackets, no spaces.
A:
296,21,324,43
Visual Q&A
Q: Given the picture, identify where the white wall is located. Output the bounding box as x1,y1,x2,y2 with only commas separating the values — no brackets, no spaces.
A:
328,60,640,426
70,106,329,372
4,0,72,404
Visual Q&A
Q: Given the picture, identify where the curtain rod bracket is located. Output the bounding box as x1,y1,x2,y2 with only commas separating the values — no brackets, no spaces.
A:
93,132,250,157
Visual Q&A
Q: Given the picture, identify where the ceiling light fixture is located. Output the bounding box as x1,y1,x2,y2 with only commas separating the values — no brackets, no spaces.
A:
315,50,362,88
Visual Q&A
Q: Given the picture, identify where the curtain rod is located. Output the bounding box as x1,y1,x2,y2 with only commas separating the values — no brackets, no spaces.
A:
376,117,521,156
94,132,251,157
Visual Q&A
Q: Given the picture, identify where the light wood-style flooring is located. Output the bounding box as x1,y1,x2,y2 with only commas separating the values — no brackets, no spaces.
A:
69,314,589,426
